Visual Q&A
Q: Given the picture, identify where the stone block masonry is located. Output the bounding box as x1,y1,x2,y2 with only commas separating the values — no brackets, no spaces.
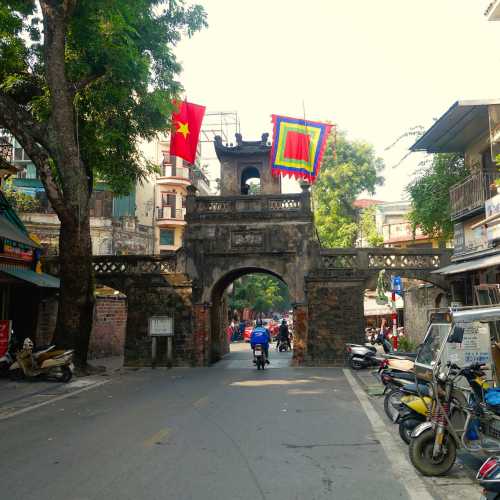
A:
305,279,365,365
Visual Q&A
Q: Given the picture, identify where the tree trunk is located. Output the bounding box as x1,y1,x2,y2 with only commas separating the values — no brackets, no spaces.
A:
53,212,94,369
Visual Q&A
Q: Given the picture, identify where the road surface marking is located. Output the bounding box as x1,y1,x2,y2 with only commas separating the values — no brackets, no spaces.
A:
193,396,209,408
0,379,110,421
343,368,434,500
144,428,171,447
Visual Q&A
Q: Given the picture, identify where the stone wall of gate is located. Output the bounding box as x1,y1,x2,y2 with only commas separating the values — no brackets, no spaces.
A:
42,245,452,367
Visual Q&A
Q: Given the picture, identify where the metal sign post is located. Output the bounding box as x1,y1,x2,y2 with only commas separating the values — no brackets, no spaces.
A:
148,316,174,368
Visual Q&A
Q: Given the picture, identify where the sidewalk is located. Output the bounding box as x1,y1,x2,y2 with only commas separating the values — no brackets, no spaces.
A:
353,368,483,500
0,355,123,421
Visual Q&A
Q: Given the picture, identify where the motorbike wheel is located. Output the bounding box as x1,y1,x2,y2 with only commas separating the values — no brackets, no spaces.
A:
409,428,457,476
349,357,364,370
399,417,422,445
60,366,73,383
384,388,403,422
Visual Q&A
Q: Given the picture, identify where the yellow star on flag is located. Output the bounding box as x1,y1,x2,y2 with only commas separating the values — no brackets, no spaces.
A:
176,121,190,139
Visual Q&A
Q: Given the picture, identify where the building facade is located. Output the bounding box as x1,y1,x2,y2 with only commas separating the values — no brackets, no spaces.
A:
139,133,210,253
411,100,500,307
1,132,153,256
376,200,442,249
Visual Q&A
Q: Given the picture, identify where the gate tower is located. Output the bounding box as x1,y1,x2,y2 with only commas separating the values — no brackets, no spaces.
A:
183,133,316,364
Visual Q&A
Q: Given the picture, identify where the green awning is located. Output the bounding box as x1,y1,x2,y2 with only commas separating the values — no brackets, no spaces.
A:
0,267,59,288
0,216,38,248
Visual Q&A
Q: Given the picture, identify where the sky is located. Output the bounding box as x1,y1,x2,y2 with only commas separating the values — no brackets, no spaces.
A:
174,0,500,200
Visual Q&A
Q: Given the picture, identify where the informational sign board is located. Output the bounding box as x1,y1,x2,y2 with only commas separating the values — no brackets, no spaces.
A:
148,316,174,337
442,321,492,389
0,320,11,357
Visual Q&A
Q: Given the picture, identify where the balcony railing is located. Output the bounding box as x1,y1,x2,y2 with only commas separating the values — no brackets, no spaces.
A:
450,171,499,221
156,206,185,221
160,164,191,180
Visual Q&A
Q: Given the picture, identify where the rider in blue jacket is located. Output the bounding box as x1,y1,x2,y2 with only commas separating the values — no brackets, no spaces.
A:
250,320,271,364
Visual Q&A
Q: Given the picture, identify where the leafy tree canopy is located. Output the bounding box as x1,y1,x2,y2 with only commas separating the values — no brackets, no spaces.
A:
229,274,291,315
3,178,40,213
0,0,207,195
313,132,384,247
407,153,468,241
359,205,384,247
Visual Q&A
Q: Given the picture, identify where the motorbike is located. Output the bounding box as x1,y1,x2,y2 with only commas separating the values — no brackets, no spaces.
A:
277,338,291,352
382,375,430,423
345,343,380,370
253,344,266,370
477,456,500,500
9,338,74,382
396,393,432,444
409,361,493,477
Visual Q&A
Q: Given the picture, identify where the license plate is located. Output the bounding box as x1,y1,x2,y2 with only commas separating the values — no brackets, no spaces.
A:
255,352,262,357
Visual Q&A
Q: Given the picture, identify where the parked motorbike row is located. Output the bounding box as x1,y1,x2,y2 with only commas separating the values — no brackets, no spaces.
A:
345,305,500,499
0,336,74,382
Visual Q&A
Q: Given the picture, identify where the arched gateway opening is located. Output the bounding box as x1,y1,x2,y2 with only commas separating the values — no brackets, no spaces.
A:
209,267,293,363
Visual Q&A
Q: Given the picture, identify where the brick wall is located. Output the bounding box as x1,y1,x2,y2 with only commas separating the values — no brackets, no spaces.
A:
36,291,58,346
88,295,127,358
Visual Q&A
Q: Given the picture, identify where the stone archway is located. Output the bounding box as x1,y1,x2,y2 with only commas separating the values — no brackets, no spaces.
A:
208,266,295,363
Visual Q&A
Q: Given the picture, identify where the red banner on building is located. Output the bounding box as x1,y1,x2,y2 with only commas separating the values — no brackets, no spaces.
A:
169,100,206,164
0,320,11,357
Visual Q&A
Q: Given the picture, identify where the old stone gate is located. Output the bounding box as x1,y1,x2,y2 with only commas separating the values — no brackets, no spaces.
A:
46,134,451,367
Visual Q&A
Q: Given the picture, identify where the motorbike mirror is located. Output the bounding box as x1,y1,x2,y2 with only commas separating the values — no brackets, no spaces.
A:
448,326,464,344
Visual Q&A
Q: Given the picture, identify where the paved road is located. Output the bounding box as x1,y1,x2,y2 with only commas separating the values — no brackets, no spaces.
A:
1,344,424,500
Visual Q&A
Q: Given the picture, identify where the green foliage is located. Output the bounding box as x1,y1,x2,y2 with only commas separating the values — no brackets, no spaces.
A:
398,336,417,353
0,0,207,195
229,274,291,314
3,179,40,213
407,153,468,241
359,205,384,247
313,132,384,247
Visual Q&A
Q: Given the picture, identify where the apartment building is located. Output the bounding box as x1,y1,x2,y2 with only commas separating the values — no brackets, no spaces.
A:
411,100,500,306
139,134,210,253
1,132,153,255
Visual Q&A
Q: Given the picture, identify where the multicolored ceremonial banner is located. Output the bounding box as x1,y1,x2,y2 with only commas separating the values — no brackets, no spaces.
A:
270,114,333,183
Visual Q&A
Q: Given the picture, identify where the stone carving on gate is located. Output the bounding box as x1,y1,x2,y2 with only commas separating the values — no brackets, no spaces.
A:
231,231,264,248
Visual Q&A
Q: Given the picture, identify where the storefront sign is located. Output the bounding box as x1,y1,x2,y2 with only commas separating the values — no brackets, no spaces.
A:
444,322,492,389
487,223,500,242
0,239,33,262
485,194,500,242
486,194,500,218
0,320,11,358
453,217,490,257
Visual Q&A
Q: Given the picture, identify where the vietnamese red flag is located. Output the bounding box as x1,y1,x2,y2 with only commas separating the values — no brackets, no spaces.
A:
169,101,206,164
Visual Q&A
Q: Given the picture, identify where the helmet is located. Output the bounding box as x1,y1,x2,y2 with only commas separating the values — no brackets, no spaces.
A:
23,338,34,351
477,456,500,493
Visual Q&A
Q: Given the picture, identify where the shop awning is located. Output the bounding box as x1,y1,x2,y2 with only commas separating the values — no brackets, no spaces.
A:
0,215,38,248
434,253,500,275
0,267,59,288
364,293,403,317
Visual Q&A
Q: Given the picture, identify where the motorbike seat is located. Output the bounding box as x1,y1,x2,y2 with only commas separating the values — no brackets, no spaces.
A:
402,382,430,397
392,371,415,381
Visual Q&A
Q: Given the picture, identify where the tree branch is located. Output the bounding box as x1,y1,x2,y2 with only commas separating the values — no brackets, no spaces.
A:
71,71,106,94
0,93,48,147
0,94,67,218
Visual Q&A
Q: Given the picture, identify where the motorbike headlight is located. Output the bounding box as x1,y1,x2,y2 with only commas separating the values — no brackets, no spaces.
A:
438,372,447,382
